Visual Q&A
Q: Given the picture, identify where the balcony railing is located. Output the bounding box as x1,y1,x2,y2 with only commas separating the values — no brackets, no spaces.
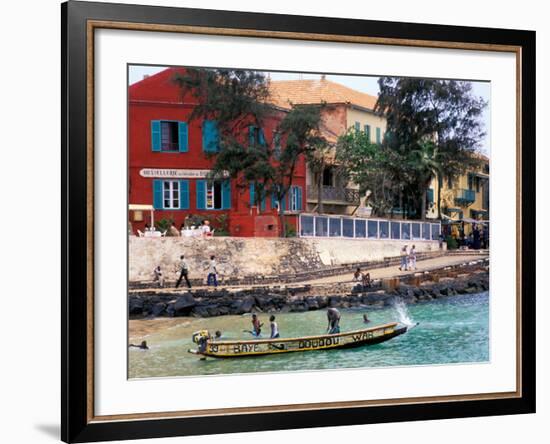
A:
455,188,476,205
307,185,360,205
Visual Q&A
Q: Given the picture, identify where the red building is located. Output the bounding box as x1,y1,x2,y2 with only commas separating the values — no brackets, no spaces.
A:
128,68,306,237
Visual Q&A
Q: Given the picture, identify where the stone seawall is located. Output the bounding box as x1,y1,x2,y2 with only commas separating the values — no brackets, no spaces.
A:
129,236,444,283
129,260,487,319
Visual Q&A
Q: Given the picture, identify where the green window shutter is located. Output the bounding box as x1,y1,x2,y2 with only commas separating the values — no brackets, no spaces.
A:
221,180,231,210
354,122,360,132
178,122,188,152
179,180,189,209
151,121,161,152
427,188,434,203
196,180,206,210
153,180,163,209
202,120,219,152
249,183,255,206
364,124,371,140
376,127,381,143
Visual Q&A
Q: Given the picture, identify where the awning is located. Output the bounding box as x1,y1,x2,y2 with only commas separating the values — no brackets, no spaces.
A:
129,204,154,211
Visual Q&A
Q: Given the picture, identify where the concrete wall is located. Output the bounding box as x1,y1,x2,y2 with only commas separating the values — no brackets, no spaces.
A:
129,236,442,282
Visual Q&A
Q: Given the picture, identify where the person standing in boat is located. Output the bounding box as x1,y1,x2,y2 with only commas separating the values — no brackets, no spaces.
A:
327,307,341,334
269,315,280,338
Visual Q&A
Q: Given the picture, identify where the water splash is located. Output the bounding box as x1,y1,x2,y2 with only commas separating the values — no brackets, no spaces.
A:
393,298,415,327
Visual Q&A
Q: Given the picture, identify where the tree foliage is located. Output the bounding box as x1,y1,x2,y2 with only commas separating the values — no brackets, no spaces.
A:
173,68,327,236
338,78,487,219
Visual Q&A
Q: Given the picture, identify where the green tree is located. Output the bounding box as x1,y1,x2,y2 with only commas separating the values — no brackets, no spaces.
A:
376,78,486,218
173,69,326,236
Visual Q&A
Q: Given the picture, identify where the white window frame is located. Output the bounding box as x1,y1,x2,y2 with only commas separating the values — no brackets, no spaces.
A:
163,180,179,209
206,181,222,210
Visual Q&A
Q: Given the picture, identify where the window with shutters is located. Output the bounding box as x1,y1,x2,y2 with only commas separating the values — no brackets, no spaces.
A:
248,125,266,147
160,121,179,151
354,121,360,132
364,124,371,140
163,181,180,209
289,186,302,212
206,182,223,210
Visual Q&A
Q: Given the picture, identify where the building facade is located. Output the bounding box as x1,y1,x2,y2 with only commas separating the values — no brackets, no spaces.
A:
269,77,386,217
128,68,306,237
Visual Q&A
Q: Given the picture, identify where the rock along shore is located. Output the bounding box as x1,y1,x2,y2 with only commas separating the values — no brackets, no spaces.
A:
129,260,489,319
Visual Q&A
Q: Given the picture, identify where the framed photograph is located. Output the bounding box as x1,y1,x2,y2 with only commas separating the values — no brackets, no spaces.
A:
62,1,535,442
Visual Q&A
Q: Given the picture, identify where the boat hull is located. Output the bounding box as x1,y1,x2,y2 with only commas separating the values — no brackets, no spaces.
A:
189,322,408,358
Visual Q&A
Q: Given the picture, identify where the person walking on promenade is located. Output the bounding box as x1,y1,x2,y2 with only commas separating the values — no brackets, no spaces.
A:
327,307,341,334
207,255,218,287
269,315,280,338
409,245,417,271
153,265,164,288
175,255,192,289
399,245,409,271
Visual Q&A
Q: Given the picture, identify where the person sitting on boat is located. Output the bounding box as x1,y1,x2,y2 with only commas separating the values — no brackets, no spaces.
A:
327,307,341,334
270,315,280,338
129,340,149,350
213,330,222,341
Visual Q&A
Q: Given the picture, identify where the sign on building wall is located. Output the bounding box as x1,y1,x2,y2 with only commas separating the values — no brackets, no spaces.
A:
139,169,228,178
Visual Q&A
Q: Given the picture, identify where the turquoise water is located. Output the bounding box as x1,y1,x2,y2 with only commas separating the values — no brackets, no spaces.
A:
128,292,489,379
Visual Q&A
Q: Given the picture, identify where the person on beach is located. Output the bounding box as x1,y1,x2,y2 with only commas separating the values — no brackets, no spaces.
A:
129,341,149,350
153,265,164,288
409,245,417,271
207,255,218,287
270,315,280,338
327,307,341,334
353,267,362,282
363,314,371,323
175,255,192,289
399,245,409,271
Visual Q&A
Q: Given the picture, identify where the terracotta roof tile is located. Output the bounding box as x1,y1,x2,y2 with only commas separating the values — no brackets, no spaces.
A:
268,78,378,110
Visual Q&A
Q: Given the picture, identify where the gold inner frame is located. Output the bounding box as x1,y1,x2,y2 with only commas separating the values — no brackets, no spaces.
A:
86,19,523,423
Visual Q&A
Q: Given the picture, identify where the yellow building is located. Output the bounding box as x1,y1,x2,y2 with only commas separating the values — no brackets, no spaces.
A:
426,156,489,233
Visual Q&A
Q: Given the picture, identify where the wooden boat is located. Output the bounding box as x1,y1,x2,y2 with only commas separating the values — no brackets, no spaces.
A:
188,322,409,358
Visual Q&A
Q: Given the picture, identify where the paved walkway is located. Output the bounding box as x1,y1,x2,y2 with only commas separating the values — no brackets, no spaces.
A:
303,253,487,286
132,253,488,293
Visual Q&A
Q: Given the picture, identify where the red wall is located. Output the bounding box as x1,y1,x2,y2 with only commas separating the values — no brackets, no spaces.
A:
128,68,306,236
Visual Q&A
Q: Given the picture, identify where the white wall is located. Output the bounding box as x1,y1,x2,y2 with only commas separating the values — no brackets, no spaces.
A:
0,1,547,444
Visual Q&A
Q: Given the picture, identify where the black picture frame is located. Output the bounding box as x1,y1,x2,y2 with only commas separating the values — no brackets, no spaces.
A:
62,1,536,442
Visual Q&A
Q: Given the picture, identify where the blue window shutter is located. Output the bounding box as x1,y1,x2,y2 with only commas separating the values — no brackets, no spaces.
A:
178,122,188,152
248,125,255,146
271,193,277,210
261,194,266,212
296,186,303,211
179,180,189,209
249,183,255,206
258,128,266,146
376,127,381,143
222,180,231,210
153,180,163,209
196,180,206,210
364,124,371,140
202,120,219,152
151,121,161,152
